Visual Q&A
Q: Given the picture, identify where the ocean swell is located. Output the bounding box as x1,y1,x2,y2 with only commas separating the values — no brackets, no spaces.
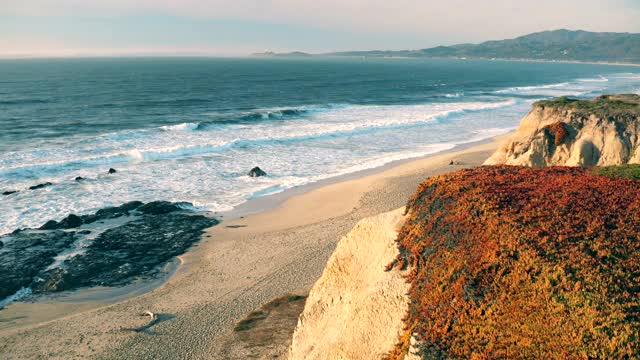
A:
0,100,517,179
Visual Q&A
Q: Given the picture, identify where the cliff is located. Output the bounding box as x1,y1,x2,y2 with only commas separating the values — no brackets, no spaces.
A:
485,94,640,166
288,95,640,359
388,166,640,359
288,208,416,360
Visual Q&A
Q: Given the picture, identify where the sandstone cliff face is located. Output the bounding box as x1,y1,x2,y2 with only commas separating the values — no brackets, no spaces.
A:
288,208,416,360
485,95,640,167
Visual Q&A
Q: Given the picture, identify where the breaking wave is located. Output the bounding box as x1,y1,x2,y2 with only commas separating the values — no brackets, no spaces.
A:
0,99,517,179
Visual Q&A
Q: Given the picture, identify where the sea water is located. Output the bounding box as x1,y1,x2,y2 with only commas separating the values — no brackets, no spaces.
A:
1,57,639,234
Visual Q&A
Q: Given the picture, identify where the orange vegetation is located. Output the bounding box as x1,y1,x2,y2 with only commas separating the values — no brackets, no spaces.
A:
545,122,569,146
388,166,640,359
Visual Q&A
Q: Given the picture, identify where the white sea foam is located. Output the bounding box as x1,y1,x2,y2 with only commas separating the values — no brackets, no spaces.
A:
126,149,145,162
0,287,32,309
578,75,608,82
1,70,637,235
0,100,516,178
241,127,516,201
611,74,640,80
493,82,570,94
160,122,199,132
491,77,615,98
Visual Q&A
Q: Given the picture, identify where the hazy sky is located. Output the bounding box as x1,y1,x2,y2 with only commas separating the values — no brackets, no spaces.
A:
2,0,640,57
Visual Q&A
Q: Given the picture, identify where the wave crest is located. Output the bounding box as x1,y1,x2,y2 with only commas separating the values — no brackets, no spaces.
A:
493,82,570,94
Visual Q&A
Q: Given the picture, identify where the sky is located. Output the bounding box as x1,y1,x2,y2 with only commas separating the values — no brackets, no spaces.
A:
1,0,640,57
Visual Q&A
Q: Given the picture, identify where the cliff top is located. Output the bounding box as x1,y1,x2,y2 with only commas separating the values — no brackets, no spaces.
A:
534,94,640,116
389,166,640,359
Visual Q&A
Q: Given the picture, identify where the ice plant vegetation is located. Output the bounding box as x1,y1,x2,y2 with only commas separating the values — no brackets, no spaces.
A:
388,166,640,359
545,122,569,146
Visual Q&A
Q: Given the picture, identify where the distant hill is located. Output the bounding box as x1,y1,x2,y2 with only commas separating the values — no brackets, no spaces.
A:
251,51,312,58
258,30,640,64
416,30,640,63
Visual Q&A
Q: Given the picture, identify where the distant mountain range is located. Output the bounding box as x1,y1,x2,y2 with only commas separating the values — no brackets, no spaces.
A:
253,30,640,64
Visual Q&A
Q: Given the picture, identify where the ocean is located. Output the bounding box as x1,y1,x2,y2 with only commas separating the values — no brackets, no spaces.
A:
1,57,640,234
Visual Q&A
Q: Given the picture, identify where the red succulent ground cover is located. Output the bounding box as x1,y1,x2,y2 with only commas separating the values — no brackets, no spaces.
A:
388,166,640,359
545,122,569,146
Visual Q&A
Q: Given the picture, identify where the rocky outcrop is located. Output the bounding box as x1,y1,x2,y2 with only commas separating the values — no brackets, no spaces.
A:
248,166,267,177
32,211,217,293
0,201,218,304
0,231,77,300
29,182,53,190
288,208,416,360
38,201,144,230
485,94,640,166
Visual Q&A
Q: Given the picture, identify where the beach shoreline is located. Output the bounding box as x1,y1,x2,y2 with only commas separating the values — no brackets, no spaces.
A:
0,133,508,359
221,131,510,221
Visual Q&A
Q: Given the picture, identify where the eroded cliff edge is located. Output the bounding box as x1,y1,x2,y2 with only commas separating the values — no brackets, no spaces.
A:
287,95,640,359
485,94,640,166
289,165,640,359
288,208,416,360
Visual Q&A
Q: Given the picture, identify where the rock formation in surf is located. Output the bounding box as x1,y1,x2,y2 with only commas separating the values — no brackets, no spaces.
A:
248,166,267,177
485,94,640,166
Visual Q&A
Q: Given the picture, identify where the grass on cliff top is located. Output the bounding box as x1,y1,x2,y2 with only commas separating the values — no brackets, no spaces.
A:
535,94,640,116
591,164,640,180
387,166,640,360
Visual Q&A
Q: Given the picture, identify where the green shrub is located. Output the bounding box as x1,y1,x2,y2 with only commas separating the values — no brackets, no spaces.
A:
591,164,640,180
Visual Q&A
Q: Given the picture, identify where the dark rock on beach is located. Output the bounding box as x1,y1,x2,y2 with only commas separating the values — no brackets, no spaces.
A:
0,200,219,302
248,166,267,177
137,201,183,215
39,214,84,230
39,220,58,230
29,182,52,190
108,168,117,174
82,201,144,224
60,214,83,229
33,211,218,293
0,231,77,300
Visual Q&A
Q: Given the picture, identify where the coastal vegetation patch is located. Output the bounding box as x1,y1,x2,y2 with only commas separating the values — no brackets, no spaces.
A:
591,164,640,180
535,94,640,117
217,293,307,358
388,166,640,359
544,122,569,146
234,295,306,332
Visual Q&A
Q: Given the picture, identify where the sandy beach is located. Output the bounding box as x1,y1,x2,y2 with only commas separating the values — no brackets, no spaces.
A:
0,136,506,359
